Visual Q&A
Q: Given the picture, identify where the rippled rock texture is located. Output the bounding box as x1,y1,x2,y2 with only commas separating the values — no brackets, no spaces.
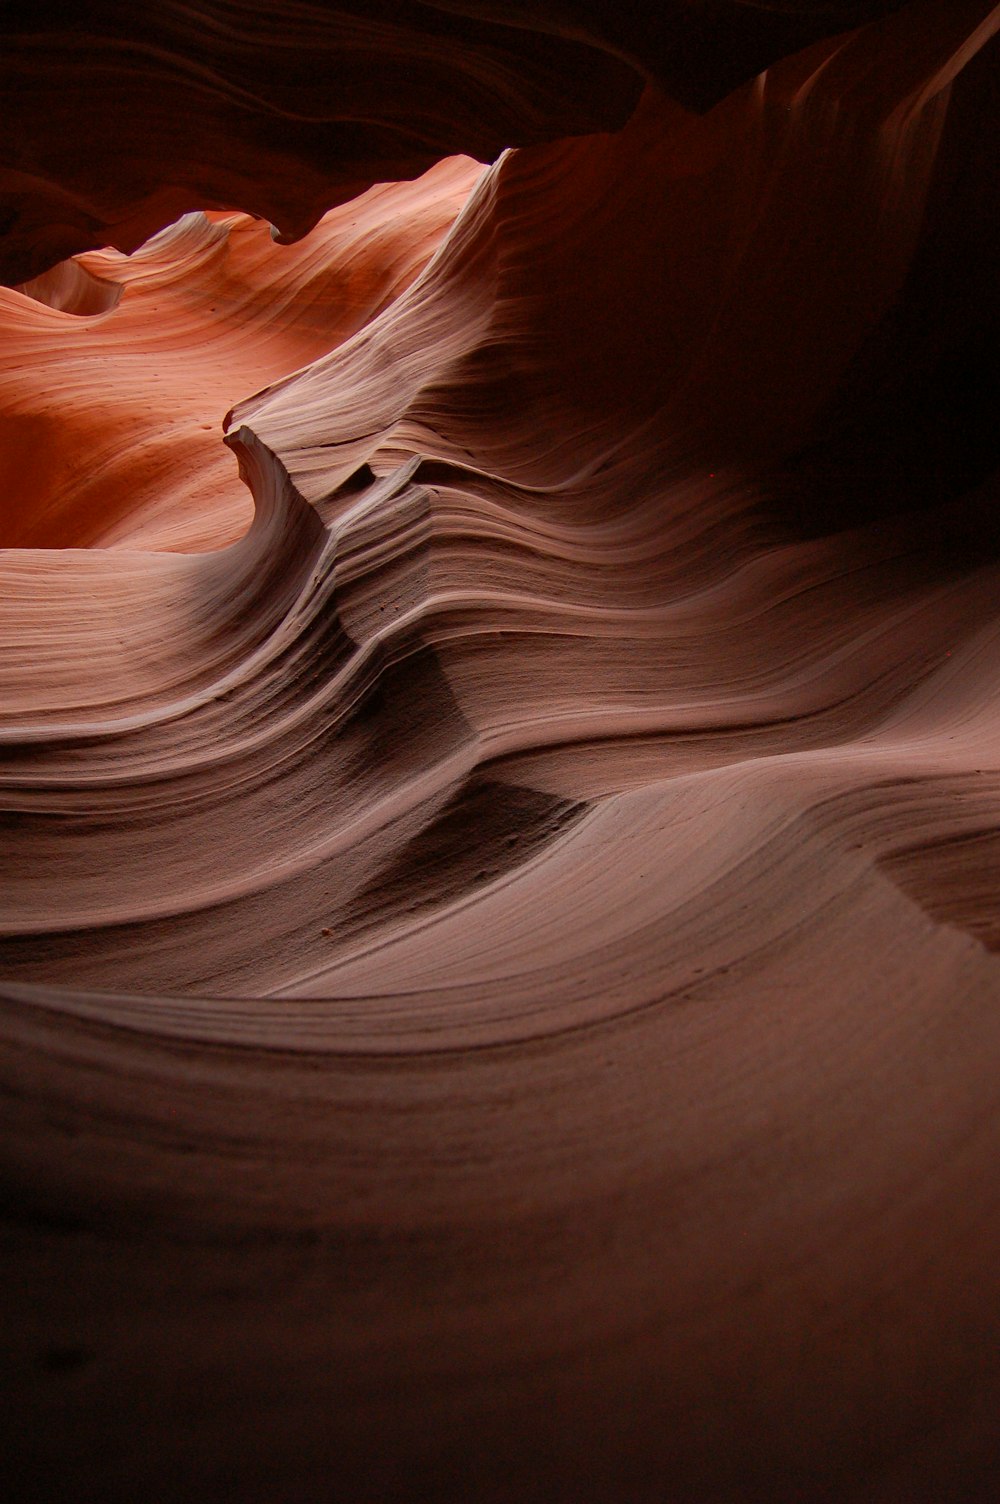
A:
2,2,999,1500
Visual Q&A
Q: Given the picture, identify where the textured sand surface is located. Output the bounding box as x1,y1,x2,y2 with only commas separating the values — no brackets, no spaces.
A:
1,1,999,1500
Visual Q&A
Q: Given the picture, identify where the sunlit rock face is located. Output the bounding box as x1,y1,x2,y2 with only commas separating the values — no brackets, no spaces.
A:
1,2,999,1501
2,158,481,551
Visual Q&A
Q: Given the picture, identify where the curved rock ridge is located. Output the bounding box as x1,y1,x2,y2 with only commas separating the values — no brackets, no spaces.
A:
0,155,482,551
2,1,1000,1501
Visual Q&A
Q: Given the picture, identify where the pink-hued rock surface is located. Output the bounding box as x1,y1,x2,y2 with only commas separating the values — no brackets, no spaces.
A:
1,2,999,1500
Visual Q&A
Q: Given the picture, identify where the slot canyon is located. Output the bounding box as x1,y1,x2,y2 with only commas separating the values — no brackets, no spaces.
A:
1,2,999,1499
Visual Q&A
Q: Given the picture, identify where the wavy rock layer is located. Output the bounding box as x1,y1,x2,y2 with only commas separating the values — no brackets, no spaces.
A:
2,1,1000,1501
2,156,481,551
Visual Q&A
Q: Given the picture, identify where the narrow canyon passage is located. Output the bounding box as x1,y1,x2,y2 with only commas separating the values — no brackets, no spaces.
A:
1,3,999,1500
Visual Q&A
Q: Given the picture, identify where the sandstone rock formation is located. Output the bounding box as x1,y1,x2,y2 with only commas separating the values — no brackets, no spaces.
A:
1,2,998,1500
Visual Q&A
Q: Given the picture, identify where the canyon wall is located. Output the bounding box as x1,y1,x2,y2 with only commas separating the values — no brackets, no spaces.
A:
1,3,999,1499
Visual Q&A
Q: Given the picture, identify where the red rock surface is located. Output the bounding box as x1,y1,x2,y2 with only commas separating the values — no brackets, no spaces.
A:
1,2,999,1501
3,156,481,550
